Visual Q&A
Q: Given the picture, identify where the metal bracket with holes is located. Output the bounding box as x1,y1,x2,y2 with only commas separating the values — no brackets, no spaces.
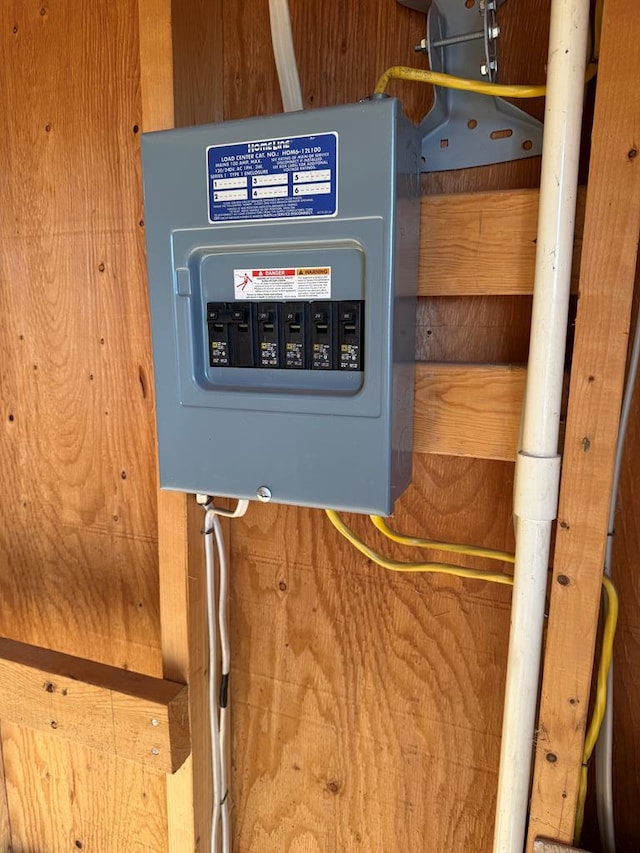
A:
398,0,543,171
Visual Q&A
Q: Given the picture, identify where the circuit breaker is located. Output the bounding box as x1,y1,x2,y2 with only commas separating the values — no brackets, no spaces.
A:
141,98,420,514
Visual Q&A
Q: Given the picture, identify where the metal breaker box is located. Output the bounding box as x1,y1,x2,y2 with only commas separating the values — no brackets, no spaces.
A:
141,98,420,514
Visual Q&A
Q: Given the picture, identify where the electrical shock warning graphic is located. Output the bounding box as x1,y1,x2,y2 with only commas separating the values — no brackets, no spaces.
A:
235,271,253,292
207,133,338,223
233,267,331,300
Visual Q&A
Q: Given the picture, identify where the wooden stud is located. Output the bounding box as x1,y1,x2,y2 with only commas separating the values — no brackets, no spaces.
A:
419,189,585,296
137,0,174,132
0,638,189,773
414,364,525,461
157,492,212,851
527,0,640,846
138,0,225,847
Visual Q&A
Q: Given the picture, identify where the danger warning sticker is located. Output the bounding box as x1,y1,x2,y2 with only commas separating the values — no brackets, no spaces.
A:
233,267,331,300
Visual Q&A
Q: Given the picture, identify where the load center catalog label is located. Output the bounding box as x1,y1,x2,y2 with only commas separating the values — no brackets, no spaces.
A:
207,132,338,223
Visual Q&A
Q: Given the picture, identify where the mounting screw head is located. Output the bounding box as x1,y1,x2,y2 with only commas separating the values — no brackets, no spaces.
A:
489,25,500,39
256,486,272,503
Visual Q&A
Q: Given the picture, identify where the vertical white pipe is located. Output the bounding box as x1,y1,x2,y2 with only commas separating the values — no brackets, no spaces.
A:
493,1,590,851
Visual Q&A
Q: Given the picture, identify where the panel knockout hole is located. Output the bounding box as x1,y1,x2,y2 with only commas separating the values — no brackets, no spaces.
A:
467,119,478,130
522,139,533,151
465,0,475,7
440,138,449,149
490,128,514,140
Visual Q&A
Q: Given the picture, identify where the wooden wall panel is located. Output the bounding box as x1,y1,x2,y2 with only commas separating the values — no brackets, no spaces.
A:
0,0,165,849
231,458,515,853
2,724,167,853
0,0,159,672
220,1,551,850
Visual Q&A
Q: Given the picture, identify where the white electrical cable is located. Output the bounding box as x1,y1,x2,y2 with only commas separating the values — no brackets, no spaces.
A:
214,512,231,853
269,0,304,112
595,306,640,853
204,506,224,852
201,497,246,853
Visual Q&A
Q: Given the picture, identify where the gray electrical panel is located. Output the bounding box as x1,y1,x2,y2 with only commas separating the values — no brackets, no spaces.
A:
141,98,420,514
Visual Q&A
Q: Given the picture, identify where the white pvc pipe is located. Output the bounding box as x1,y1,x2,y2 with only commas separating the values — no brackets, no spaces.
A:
492,1,590,851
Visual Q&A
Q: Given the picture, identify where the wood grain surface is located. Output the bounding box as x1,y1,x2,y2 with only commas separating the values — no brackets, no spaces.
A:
230,458,516,852
0,638,190,773
414,364,525,460
527,0,640,846
419,190,585,296
0,0,165,849
139,0,226,848
2,723,167,853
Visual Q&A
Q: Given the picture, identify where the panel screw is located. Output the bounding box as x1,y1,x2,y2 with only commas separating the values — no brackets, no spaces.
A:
151,719,159,727
256,486,272,502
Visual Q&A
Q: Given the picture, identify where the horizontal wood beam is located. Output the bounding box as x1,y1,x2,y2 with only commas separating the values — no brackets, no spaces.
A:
419,188,586,297
414,363,525,461
0,638,190,773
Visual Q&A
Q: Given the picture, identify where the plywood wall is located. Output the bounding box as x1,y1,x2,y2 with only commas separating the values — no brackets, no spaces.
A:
220,1,551,851
0,0,166,849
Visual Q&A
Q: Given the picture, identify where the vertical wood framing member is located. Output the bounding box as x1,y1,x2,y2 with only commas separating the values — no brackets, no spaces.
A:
138,1,207,850
138,0,225,848
527,0,640,846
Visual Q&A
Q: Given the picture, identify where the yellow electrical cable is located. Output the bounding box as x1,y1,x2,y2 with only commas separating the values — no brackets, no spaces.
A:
370,514,515,564
325,509,514,586
373,63,598,99
328,510,617,840
329,510,618,841
574,575,619,842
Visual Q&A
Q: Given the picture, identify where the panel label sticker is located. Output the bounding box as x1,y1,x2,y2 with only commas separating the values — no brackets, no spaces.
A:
233,267,331,300
207,133,338,223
